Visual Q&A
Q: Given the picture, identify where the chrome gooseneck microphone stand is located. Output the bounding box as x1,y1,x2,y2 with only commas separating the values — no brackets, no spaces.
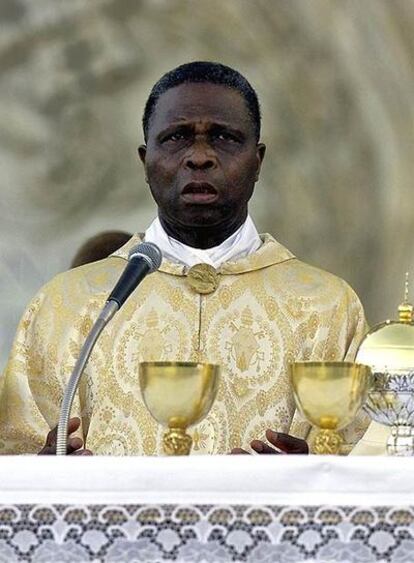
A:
56,242,162,455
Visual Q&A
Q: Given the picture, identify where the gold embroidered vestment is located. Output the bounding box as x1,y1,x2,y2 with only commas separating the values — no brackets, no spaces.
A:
0,234,369,455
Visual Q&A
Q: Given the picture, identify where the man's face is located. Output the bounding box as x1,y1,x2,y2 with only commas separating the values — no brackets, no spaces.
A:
139,82,265,231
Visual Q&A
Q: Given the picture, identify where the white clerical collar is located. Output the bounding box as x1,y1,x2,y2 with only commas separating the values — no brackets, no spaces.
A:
144,215,262,268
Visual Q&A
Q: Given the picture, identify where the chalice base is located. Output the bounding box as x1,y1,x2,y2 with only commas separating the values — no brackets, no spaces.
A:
387,425,414,456
163,427,193,456
313,428,343,455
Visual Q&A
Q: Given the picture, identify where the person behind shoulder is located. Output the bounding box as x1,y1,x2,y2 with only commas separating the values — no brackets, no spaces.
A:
71,231,133,269
0,61,370,456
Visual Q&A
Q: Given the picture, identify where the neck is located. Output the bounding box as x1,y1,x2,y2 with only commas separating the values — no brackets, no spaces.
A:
159,214,247,249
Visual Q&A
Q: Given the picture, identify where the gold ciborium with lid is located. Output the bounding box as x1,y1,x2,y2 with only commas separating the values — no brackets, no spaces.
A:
356,274,414,455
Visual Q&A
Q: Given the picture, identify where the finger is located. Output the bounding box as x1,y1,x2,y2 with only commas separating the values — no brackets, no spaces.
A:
45,417,81,447
251,439,281,455
230,447,250,455
266,430,309,454
45,425,57,447
274,432,309,454
67,437,83,452
38,445,57,455
71,449,93,456
67,417,81,434
39,439,85,456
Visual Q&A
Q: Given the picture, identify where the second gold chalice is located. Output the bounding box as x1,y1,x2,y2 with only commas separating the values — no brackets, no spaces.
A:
139,361,220,455
290,362,372,454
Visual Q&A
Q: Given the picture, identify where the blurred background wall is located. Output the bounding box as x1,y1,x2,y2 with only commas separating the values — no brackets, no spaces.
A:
1,0,413,369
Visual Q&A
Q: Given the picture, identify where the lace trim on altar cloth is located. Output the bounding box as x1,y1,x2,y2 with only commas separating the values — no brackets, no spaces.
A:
1,503,414,562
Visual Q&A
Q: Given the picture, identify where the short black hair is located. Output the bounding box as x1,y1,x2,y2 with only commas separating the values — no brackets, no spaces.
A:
142,61,261,142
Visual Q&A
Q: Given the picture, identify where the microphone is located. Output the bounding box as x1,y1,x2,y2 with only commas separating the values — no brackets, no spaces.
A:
108,242,163,308
56,241,162,455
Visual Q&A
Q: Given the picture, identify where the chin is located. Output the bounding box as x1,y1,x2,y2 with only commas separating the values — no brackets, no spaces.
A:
167,201,234,229
181,213,224,229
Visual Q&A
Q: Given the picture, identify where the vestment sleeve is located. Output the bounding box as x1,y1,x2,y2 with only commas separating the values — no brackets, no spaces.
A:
337,283,372,452
289,281,371,454
0,279,83,454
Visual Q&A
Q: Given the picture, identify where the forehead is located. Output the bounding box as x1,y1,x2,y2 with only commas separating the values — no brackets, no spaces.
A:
148,82,254,134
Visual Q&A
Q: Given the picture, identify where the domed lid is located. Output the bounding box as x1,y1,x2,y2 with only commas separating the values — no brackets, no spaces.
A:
356,274,414,371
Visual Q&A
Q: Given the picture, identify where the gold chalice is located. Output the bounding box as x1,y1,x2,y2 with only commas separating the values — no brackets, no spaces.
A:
290,362,372,454
139,361,220,455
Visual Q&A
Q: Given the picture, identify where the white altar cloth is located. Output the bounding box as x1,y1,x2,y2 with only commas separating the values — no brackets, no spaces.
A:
1,456,414,562
0,455,412,506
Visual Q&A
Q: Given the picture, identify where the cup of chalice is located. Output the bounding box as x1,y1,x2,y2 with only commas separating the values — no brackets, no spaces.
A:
290,362,372,454
139,361,220,455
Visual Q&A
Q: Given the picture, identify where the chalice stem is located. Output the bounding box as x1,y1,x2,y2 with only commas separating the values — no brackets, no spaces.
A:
163,427,193,456
313,428,343,455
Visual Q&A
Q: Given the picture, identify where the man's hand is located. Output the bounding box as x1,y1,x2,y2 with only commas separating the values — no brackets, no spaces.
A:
38,417,93,455
231,429,308,455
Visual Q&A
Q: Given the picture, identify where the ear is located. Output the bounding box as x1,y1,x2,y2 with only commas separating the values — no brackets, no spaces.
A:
137,145,149,183
138,144,147,164
254,143,266,182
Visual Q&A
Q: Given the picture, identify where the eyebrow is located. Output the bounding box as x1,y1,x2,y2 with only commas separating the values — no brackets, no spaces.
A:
157,121,246,138
209,123,245,136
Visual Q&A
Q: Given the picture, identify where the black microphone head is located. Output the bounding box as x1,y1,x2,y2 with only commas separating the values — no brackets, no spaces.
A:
128,242,162,273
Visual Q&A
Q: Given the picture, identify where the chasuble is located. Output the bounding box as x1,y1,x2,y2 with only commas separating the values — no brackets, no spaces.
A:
0,234,370,455
349,421,389,455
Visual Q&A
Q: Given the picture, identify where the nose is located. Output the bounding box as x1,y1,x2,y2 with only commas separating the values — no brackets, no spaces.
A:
184,140,216,171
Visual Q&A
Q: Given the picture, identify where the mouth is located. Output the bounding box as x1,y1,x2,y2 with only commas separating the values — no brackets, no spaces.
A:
181,182,219,204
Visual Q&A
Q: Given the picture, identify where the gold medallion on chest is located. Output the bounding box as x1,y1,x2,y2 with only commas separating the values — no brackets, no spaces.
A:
187,263,219,294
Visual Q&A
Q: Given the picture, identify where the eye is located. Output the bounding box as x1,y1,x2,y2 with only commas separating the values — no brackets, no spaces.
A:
169,132,185,141
162,131,188,143
214,131,240,143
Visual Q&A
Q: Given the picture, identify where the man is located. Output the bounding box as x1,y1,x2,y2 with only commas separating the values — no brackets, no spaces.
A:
0,62,369,456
